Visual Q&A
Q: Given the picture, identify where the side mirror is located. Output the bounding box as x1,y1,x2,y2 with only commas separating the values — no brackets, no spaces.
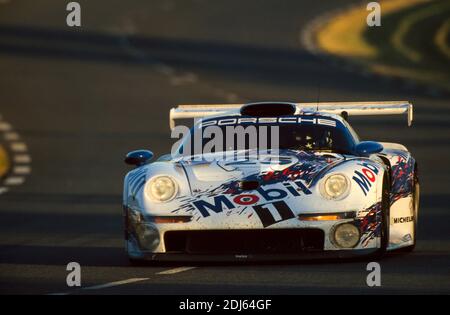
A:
355,141,383,157
125,150,153,166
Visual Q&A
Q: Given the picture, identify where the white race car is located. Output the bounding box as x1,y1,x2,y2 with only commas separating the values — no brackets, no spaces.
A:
123,102,419,262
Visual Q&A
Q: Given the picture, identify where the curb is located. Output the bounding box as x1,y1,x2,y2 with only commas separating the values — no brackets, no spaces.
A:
0,114,32,195
0,144,10,178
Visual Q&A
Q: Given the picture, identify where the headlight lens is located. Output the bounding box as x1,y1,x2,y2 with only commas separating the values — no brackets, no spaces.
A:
126,208,160,251
333,223,360,248
146,176,178,202
322,174,350,200
135,224,160,251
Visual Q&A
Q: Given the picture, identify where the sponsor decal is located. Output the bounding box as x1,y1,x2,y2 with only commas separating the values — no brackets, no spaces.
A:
390,153,414,205
401,234,412,242
192,196,235,217
352,162,379,196
201,116,337,128
233,194,259,205
393,216,414,224
174,151,344,224
253,201,295,227
192,179,311,218
355,201,382,247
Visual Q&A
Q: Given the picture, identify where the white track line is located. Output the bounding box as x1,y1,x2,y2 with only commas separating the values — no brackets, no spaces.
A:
82,277,149,291
48,278,150,295
170,72,198,86
117,21,243,102
9,142,27,152
4,132,19,141
13,154,31,163
153,64,175,76
156,266,197,275
49,267,196,295
0,122,12,131
13,165,31,175
3,176,24,185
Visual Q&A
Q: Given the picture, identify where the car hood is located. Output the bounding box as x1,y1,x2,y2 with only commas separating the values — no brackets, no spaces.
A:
175,149,346,193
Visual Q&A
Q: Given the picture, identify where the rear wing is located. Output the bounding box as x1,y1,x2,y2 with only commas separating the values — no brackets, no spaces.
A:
169,101,413,130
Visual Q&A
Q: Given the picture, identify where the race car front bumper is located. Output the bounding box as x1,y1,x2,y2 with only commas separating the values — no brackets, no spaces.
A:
124,203,383,262
126,227,380,262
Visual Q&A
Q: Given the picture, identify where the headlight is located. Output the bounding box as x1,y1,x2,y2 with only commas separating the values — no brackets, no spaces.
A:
126,208,160,251
135,224,160,251
333,223,360,248
145,175,178,202
321,173,350,200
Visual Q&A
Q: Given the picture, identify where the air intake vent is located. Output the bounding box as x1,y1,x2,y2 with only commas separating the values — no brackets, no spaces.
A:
164,229,324,254
240,102,296,117
239,180,260,190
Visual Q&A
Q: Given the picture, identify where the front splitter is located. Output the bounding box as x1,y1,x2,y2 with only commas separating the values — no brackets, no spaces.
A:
133,248,379,263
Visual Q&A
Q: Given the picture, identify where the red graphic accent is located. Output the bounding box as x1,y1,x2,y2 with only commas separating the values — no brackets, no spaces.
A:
233,194,259,205
263,167,306,182
362,168,376,182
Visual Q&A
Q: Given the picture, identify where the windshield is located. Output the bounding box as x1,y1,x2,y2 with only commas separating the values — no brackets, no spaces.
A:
277,124,354,153
177,115,357,156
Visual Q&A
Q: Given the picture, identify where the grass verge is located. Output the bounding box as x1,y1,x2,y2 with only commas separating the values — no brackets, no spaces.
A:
315,0,450,93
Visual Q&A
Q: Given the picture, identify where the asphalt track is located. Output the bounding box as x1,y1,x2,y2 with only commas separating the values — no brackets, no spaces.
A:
0,0,449,294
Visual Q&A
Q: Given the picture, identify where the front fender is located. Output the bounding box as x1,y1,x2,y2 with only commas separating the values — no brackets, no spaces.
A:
309,157,386,211
124,161,191,215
